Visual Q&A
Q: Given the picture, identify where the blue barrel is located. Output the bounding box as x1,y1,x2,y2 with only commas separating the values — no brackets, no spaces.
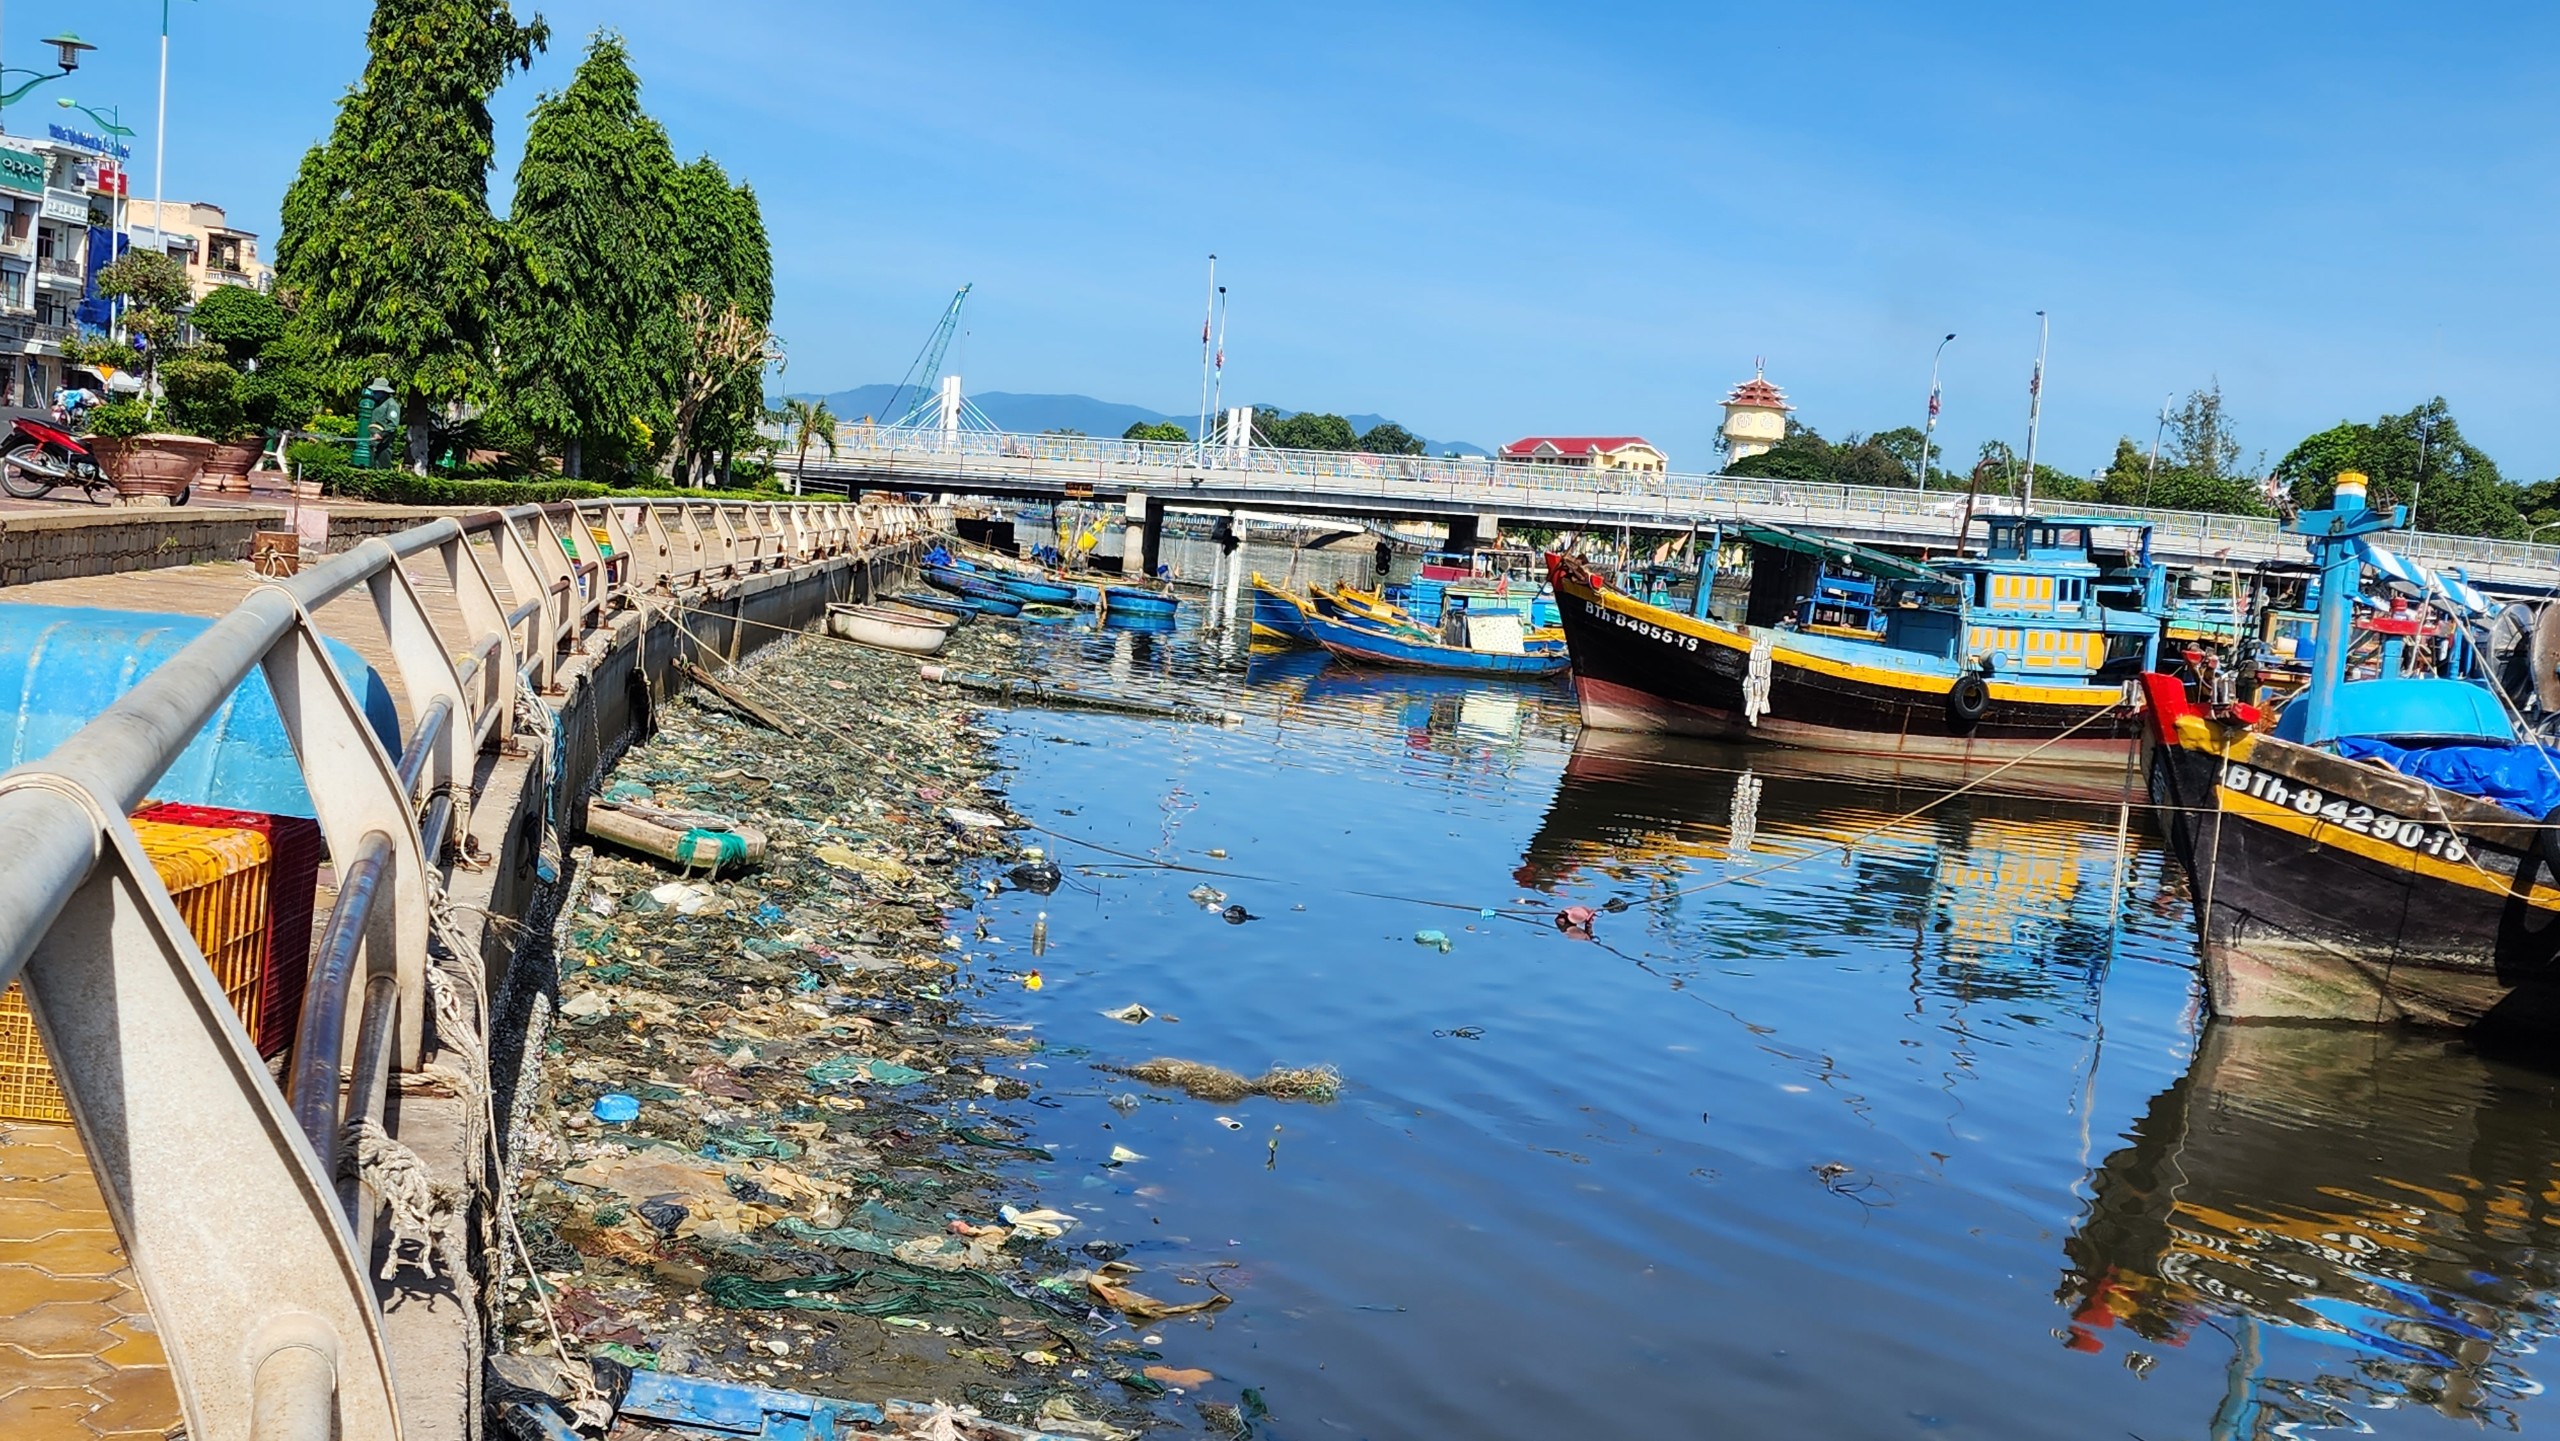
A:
0,603,403,818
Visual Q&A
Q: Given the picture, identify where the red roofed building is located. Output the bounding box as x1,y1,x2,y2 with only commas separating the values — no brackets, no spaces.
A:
1498,435,1667,477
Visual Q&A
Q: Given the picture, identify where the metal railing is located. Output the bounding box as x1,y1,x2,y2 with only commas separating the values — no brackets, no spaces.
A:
800,423,2560,584
0,494,930,1440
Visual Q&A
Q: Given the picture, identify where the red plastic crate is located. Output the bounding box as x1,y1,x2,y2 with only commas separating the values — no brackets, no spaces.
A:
136,802,325,1060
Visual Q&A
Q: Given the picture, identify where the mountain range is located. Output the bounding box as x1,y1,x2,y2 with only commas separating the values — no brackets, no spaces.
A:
787,385,1492,457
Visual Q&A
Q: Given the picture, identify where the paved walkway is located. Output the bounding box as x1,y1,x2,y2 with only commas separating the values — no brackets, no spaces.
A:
0,532,497,1441
0,1122,175,1440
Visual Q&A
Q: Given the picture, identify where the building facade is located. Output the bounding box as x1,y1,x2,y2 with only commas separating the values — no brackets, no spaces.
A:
124,199,271,298
1499,435,1669,477
0,126,271,409
0,131,121,408
1720,370,1792,463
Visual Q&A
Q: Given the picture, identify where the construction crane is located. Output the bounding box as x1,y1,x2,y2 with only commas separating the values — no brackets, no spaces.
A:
878,284,970,429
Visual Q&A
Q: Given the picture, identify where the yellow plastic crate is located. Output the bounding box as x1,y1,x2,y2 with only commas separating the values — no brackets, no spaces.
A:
0,818,273,1122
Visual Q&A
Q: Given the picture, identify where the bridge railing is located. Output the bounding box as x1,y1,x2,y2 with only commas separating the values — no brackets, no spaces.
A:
0,496,926,1441
820,423,2560,581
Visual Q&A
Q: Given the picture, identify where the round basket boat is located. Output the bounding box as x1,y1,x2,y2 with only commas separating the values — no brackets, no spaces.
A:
827,603,953,655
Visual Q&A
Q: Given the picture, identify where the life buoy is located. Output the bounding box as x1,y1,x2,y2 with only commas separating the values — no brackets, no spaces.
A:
1947,673,1991,725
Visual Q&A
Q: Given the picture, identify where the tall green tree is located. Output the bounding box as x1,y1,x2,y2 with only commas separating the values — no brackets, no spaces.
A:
666,156,774,483
278,0,549,472
2166,380,2242,479
2275,398,2522,537
1122,420,1188,442
503,32,679,480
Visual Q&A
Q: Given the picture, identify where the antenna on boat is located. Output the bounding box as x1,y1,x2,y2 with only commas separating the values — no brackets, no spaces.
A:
2021,311,2048,514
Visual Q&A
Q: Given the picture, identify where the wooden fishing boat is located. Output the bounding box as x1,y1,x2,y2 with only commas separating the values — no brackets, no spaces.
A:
826,603,952,655
1100,586,1180,618
1317,583,1421,630
1249,575,1322,645
1308,610,1569,679
1546,518,2161,773
2142,473,2560,1031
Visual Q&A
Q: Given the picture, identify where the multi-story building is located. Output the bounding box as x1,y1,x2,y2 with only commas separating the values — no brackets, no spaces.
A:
0,126,272,409
124,198,271,297
0,131,118,408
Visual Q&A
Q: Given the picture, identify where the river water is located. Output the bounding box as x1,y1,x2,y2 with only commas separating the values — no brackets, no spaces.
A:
953,614,2560,1440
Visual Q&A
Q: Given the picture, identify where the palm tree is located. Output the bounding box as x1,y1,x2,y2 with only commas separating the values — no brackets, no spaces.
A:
781,397,839,496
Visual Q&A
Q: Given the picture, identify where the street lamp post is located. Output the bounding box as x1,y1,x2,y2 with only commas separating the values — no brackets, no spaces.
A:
1917,332,1953,490
0,32,97,112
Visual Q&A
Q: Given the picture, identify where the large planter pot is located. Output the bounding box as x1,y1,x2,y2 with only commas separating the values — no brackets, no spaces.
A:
90,434,215,504
199,439,264,493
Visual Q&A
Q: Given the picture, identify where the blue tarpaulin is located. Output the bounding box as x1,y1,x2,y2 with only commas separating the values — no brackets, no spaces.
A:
2338,736,2560,821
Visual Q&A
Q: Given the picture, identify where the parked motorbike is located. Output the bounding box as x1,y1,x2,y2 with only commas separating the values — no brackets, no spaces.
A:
0,413,167,504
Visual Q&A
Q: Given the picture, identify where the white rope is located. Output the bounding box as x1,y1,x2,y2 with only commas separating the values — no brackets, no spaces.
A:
340,1116,465,1284
1743,633,1775,727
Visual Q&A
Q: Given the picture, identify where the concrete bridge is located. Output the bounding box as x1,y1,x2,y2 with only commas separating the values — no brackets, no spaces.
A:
796,425,2560,592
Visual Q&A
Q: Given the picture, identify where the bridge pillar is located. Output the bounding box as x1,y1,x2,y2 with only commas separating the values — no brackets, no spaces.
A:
1445,513,1499,553
1121,492,1166,580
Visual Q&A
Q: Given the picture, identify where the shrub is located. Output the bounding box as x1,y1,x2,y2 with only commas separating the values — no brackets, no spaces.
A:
89,397,153,438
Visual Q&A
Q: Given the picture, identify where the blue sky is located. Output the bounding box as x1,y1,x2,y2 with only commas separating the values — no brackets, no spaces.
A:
29,1,2560,475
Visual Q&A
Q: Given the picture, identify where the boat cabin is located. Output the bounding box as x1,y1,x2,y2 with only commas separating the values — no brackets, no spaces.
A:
1922,515,2164,680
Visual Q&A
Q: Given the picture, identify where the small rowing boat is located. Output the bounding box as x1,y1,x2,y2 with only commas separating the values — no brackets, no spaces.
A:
923,563,1027,614
827,603,953,655
1101,586,1180,618
1018,603,1077,625
884,593,975,625
1308,610,1570,679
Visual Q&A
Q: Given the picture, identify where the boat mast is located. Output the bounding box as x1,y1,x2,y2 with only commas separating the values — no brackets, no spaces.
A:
2296,470,2402,744
2021,310,2048,514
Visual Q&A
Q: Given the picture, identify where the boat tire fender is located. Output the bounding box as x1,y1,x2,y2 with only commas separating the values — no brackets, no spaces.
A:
1947,673,1991,726
2539,806,2560,878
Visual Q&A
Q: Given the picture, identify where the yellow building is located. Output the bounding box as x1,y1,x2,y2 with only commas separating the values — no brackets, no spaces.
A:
123,199,270,297
1720,369,1792,463
1498,435,1667,477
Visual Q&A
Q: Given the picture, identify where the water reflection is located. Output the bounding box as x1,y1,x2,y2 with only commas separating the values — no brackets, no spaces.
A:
2063,1024,2560,1433
1521,730,2144,997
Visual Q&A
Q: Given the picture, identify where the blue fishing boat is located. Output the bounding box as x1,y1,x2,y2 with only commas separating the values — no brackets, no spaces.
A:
922,562,1027,609
1101,586,1180,619
2142,470,2560,1031
1550,517,2163,771
988,573,1079,606
1307,610,1570,679
887,592,978,624
1250,574,1322,645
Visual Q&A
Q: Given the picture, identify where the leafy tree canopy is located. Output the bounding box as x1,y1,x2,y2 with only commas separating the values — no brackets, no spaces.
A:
1123,421,1188,442
278,0,548,469
1356,422,1425,456
1259,411,1357,451
503,30,680,479
188,286,289,361
2274,398,2521,538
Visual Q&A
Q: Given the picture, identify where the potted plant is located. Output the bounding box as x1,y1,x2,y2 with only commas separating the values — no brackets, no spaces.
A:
82,396,210,502
83,252,219,503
